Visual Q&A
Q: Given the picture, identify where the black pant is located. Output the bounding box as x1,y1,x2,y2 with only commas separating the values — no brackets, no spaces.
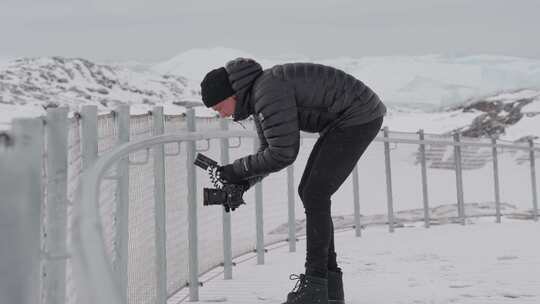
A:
298,116,383,277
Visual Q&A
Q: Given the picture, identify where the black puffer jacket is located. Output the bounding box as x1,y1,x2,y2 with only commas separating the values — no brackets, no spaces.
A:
224,58,386,183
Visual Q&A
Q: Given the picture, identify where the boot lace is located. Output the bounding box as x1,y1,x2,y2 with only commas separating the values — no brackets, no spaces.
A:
289,273,307,294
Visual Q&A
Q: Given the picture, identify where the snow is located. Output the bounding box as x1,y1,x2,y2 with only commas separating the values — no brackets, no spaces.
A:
170,218,540,304
153,47,274,81
2,50,540,142
485,90,540,104
0,57,12,69
3,49,539,303
0,103,45,130
153,49,540,109
382,109,480,134
313,54,540,109
159,118,540,302
503,114,540,142
0,57,211,127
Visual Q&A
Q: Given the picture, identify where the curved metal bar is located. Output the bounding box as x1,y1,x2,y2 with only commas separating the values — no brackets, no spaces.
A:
72,130,253,304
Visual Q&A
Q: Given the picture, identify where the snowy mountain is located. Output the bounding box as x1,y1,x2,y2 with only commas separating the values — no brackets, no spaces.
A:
318,54,540,110
153,48,540,110
153,47,262,81
152,47,310,81
1,51,539,142
0,57,204,127
151,49,540,141
385,88,540,141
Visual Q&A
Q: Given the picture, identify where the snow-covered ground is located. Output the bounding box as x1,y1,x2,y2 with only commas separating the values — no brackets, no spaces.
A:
170,218,540,304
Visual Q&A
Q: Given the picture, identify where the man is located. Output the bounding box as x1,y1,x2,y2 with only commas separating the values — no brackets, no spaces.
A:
200,58,386,304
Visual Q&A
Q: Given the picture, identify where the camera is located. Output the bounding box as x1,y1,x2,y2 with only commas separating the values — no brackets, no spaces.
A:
194,153,247,212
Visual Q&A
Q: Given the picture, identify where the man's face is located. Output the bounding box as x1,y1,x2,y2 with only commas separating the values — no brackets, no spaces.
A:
212,96,236,118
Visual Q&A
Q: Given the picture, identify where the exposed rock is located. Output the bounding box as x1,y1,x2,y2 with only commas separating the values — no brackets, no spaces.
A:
0,56,199,113
444,92,538,139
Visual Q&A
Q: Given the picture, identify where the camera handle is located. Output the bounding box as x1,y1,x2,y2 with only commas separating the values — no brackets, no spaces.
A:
195,153,247,212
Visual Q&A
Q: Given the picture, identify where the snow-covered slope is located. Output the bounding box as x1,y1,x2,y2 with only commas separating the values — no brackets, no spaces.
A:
385,89,540,141
0,57,211,128
319,54,540,109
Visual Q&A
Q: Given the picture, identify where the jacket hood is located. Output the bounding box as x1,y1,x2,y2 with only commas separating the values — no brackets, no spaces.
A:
224,58,263,121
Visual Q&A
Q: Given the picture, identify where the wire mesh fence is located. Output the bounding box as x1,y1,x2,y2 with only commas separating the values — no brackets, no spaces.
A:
1,106,538,304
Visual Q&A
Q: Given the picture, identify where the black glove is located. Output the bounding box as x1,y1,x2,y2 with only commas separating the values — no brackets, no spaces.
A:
218,164,243,184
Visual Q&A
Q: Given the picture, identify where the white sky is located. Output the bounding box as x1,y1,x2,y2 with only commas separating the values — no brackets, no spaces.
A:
0,0,539,62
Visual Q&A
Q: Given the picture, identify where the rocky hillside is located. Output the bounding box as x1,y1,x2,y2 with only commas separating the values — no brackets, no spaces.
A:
445,89,540,141
0,57,200,115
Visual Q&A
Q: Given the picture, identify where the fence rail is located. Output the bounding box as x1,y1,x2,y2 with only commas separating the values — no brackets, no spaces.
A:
0,105,538,304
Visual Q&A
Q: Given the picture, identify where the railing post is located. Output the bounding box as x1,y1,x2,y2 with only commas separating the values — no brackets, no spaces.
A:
0,118,43,304
453,132,466,225
418,129,430,228
352,165,362,237
115,105,130,304
253,125,265,264
492,136,502,223
287,165,297,251
528,138,538,221
152,107,167,303
219,119,233,279
81,106,98,170
44,107,69,304
383,127,395,233
186,108,200,301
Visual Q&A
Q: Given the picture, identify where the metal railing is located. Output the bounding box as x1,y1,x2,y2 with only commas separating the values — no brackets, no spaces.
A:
0,105,538,304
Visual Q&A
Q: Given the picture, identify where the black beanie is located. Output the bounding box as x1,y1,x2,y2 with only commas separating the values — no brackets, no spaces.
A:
200,67,235,108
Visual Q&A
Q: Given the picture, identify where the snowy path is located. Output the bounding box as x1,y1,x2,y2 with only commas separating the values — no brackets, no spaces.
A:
170,218,540,304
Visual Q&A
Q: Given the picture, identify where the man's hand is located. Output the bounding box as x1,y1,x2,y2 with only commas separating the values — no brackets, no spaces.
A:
218,164,251,195
218,164,243,184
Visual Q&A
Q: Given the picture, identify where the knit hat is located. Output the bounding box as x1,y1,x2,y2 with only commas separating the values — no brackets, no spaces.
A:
200,67,235,108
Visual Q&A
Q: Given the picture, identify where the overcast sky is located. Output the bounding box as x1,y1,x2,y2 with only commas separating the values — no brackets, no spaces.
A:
1,0,539,63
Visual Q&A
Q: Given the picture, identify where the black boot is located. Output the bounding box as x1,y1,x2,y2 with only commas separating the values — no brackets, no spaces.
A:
328,268,345,304
283,273,328,304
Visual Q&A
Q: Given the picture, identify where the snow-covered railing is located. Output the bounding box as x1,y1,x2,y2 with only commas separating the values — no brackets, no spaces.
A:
1,105,539,304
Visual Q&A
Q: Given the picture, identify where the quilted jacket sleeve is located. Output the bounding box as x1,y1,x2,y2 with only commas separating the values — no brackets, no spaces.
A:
232,75,300,180
243,115,269,188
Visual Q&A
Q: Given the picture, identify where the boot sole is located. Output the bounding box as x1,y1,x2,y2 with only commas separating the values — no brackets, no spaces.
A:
328,300,345,304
